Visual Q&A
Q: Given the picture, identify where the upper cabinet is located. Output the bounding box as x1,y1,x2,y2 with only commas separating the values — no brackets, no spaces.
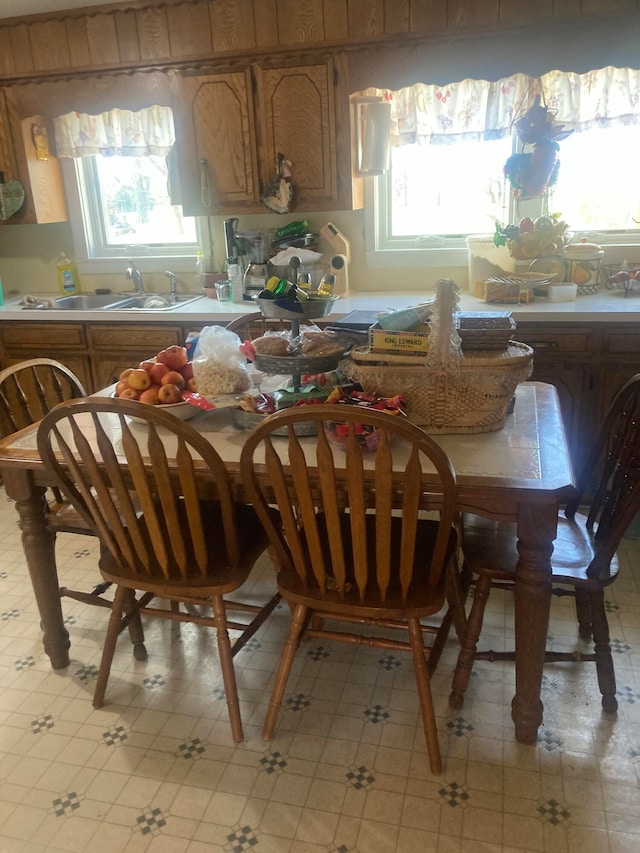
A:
177,67,260,215
175,54,363,216
0,89,67,225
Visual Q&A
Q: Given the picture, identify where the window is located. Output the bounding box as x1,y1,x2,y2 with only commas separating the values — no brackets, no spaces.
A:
366,67,640,266
56,106,202,267
73,153,197,259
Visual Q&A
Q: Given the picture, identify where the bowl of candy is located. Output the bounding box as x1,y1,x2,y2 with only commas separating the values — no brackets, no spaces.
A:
323,387,407,452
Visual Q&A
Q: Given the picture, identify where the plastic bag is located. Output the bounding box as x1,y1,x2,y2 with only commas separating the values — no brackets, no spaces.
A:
192,326,251,396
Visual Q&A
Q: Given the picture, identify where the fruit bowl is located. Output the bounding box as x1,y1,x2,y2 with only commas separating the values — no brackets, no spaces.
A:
110,392,199,421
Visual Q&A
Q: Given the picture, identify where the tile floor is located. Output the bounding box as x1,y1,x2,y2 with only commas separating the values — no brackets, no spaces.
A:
0,486,638,853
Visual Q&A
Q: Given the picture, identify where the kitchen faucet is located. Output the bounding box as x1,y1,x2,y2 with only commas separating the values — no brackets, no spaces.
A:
164,270,178,296
125,260,144,294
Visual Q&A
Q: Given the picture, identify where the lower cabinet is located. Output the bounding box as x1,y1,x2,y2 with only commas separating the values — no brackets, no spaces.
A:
0,321,185,393
0,322,92,391
88,324,183,389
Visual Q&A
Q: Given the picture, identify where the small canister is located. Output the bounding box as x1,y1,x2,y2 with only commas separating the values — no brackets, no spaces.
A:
563,239,604,294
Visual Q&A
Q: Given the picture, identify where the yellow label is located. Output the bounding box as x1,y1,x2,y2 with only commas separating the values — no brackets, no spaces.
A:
370,329,430,354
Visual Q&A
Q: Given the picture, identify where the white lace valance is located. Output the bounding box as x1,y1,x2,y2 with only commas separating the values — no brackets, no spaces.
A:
362,66,640,145
53,105,175,158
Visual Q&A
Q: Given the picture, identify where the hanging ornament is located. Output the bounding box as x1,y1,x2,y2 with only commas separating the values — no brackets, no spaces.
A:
504,95,573,200
262,153,293,214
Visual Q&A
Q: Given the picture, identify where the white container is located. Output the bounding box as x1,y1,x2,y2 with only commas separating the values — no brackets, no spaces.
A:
548,283,577,302
466,236,516,297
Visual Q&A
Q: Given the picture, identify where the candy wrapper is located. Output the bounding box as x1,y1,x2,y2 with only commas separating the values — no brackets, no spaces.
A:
324,386,407,451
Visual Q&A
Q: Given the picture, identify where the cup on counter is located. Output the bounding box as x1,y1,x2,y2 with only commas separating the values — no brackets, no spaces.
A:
214,280,232,301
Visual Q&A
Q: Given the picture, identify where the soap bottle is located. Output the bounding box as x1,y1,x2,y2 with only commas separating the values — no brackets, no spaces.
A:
56,252,79,295
195,251,205,289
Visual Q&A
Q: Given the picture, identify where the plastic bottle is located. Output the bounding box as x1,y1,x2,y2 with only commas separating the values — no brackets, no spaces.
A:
56,252,79,295
227,260,244,304
274,219,309,240
195,251,205,289
296,271,312,292
316,273,335,297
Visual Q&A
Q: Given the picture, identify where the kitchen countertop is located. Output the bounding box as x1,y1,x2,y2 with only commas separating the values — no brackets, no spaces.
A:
0,289,638,323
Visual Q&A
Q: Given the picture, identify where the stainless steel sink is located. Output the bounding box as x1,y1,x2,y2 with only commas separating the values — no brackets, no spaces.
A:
54,293,204,311
55,293,129,310
109,293,204,310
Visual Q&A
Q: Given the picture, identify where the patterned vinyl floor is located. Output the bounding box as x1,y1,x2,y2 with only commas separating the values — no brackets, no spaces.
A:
0,486,638,853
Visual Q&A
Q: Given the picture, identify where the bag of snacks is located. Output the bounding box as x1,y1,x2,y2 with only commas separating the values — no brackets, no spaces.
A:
192,326,252,396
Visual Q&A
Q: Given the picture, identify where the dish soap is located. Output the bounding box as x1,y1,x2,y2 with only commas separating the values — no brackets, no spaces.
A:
56,252,79,295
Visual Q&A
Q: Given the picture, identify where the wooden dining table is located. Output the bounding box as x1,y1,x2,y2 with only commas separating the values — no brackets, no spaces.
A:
0,380,575,746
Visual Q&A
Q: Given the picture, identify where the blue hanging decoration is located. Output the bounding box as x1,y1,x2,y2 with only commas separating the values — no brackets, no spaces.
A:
504,95,573,200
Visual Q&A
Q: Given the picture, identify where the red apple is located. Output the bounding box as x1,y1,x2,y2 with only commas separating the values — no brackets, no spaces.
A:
149,362,170,385
119,367,135,381
161,370,185,389
157,383,182,404
119,386,140,400
114,379,130,397
139,385,161,405
186,377,197,393
181,361,194,381
156,345,188,371
127,368,151,391
139,359,156,374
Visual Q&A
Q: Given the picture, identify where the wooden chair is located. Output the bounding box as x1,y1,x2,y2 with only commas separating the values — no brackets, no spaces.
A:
0,358,149,656
225,312,288,339
450,373,640,714
36,397,281,741
240,404,465,774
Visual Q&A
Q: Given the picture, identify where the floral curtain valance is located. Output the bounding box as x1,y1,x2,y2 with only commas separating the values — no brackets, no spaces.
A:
363,66,640,146
53,105,175,158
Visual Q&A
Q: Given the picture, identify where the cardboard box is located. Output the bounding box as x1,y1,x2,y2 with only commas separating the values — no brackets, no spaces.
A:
369,323,430,355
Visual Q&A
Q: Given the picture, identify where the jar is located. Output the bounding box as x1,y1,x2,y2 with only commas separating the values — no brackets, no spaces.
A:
563,239,604,293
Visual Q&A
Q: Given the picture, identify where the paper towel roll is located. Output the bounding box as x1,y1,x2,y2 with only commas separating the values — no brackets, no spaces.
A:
359,102,391,175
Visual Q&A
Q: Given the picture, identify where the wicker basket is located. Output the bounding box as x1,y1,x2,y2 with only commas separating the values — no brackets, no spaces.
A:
340,341,534,434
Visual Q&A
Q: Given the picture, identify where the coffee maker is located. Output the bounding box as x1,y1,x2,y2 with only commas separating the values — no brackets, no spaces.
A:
223,219,271,299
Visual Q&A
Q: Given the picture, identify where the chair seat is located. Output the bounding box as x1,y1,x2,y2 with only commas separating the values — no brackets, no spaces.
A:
99,502,277,598
277,513,457,618
462,512,619,588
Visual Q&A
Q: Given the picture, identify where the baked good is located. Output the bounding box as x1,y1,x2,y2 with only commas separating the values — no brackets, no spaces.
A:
252,334,291,356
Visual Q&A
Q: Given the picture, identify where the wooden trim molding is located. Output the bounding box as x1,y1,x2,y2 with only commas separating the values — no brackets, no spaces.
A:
0,1,638,88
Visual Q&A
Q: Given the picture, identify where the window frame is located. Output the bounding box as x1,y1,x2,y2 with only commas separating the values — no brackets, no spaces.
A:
61,157,210,276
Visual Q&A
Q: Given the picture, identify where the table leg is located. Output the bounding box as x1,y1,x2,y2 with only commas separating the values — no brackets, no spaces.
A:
4,470,70,669
511,501,556,744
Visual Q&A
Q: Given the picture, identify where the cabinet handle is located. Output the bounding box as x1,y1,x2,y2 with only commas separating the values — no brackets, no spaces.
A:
528,340,558,349
199,158,211,208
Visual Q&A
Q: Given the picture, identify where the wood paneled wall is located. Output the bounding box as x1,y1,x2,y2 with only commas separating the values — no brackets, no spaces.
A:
0,0,637,82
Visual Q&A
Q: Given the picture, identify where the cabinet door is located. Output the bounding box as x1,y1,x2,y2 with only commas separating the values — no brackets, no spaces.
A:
177,70,260,216
255,60,338,210
1,90,67,225
89,324,182,389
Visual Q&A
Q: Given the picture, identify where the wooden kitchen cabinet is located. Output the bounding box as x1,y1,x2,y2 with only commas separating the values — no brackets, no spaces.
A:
0,89,67,225
598,325,640,420
176,54,362,216
515,323,600,475
0,322,92,390
88,324,183,389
